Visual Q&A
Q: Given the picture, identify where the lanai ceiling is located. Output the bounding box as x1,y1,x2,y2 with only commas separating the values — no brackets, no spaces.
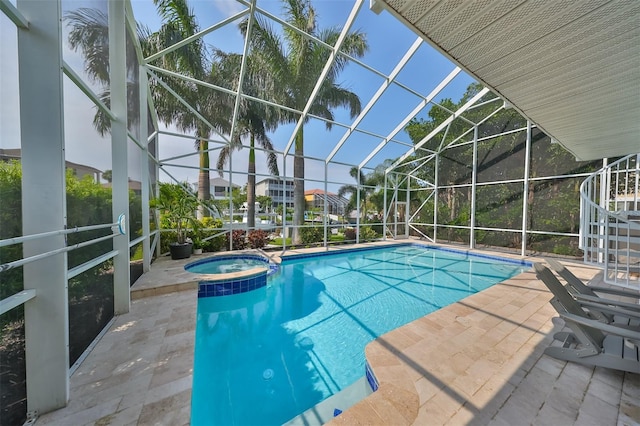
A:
372,0,640,161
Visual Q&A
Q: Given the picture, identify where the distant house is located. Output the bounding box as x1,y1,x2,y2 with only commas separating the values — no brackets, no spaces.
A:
255,177,294,210
209,177,240,199
304,189,349,215
0,148,102,182
101,179,142,196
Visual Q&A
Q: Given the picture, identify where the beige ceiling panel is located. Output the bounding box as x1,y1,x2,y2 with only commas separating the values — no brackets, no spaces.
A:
375,0,640,160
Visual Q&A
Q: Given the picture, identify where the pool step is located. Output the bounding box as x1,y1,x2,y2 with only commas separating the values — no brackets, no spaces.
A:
282,377,373,426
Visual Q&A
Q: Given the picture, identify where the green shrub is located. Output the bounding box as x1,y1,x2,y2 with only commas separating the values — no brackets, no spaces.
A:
0,162,122,310
0,161,23,308
160,230,179,254
370,224,383,236
359,226,378,241
200,217,219,228
192,217,225,253
300,226,323,244
329,234,345,242
552,244,577,256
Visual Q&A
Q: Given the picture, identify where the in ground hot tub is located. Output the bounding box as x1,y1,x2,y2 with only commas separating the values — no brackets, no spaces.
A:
185,253,279,298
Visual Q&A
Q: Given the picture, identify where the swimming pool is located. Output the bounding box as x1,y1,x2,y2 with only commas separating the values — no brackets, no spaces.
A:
191,244,529,425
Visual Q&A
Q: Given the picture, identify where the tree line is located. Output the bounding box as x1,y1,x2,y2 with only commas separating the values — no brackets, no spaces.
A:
401,84,602,254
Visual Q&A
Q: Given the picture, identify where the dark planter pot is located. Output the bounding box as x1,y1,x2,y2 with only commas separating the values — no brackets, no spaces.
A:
169,242,192,260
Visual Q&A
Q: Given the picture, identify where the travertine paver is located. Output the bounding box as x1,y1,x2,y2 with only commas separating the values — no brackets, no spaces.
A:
620,371,640,425
35,247,639,425
330,258,639,426
37,290,196,426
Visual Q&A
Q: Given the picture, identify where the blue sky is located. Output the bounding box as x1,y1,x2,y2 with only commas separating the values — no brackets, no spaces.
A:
1,0,476,192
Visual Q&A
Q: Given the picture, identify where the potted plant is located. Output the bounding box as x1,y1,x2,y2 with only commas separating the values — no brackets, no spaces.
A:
192,235,204,255
152,183,199,260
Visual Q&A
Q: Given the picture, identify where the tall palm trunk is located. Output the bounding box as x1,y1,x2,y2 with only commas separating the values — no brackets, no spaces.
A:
197,138,211,219
247,134,256,229
293,128,305,244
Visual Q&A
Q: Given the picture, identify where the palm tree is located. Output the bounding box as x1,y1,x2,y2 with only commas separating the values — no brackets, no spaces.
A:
151,0,233,218
212,50,280,229
65,1,232,219
65,8,151,134
338,167,376,223
216,110,279,229
243,0,368,243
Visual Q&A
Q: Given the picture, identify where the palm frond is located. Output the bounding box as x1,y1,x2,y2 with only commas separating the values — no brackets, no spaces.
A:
93,89,112,136
153,0,206,78
318,27,368,81
317,85,362,119
216,145,232,177
242,17,291,95
64,9,110,84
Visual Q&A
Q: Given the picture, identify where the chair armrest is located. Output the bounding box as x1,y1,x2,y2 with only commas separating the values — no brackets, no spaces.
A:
560,312,640,342
588,285,640,300
578,300,640,321
575,293,640,313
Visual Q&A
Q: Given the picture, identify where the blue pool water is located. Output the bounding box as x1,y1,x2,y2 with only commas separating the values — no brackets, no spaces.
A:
191,245,529,425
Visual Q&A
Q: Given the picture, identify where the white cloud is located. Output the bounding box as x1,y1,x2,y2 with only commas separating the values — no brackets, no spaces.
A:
212,0,246,17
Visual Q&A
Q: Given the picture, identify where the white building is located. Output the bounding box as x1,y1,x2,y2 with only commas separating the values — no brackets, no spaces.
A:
255,177,295,210
208,177,240,199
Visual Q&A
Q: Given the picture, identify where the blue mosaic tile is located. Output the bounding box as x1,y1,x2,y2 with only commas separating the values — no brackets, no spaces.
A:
257,276,267,288
197,270,270,298
365,361,379,392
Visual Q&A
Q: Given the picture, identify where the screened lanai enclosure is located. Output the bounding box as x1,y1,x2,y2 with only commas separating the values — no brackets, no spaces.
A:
1,0,638,424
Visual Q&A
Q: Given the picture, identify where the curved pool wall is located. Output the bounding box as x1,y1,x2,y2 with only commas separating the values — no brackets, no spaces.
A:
185,254,279,298
280,242,532,267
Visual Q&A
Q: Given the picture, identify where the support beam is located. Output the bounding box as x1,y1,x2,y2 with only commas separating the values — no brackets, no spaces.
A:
434,153,439,242
326,37,423,164
356,167,361,244
109,0,130,314
521,121,532,255
139,66,151,272
228,0,257,141
359,67,461,170
144,9,249,64
1,0,29,28
386,88,490,173
405,175,410,238
383,172,388,240
470,126,478,249
323,163,329,248
18,0,69,414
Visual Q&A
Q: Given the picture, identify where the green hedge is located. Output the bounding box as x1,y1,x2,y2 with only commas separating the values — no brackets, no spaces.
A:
0,161,144,319
300,226,323,244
